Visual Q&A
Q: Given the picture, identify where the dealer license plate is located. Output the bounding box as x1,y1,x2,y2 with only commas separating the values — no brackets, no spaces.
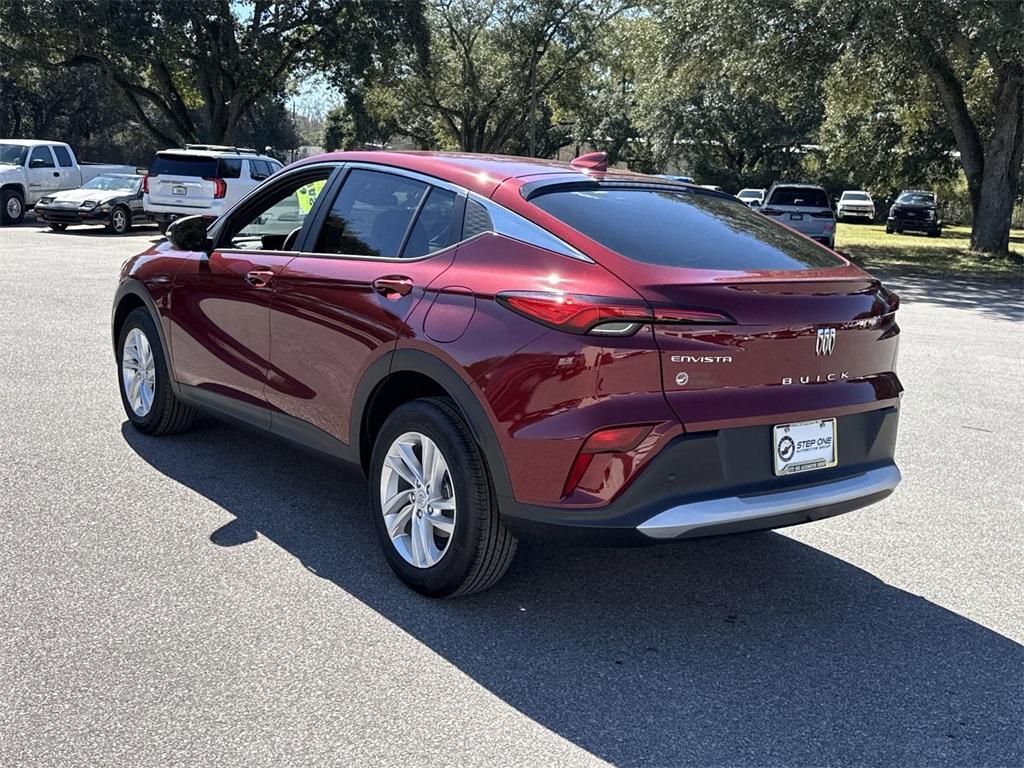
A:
789,213,803,221
773,418,837,476
172,185,187,196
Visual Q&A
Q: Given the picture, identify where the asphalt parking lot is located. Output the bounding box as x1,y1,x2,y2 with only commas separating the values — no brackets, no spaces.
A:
1,219,1021,767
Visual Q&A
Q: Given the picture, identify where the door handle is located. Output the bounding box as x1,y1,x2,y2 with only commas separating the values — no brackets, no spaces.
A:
245,268,275,288
52,171,59,177
372,276,414,299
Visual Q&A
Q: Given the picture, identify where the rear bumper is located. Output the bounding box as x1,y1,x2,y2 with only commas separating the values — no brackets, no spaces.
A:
637,465,899,539
144,200,223,222
498,406,900,544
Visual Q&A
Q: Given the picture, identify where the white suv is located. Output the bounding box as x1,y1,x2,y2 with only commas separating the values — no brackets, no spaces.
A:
143,145,283,232
837,190,876,222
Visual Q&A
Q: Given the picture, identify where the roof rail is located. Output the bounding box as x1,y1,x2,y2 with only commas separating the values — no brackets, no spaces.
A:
184,144,259,155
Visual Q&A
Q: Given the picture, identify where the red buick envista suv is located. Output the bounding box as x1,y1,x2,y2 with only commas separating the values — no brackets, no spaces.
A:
112,151,902,596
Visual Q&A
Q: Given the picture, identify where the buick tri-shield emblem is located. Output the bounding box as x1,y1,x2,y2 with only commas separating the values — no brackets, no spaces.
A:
815,328,836,356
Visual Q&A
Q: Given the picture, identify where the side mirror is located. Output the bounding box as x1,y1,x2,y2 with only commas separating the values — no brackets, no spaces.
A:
167,215,211,251
29,158,48,168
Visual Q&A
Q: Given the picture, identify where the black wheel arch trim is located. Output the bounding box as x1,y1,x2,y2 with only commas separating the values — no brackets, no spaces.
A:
351,348,514,499
111,279,181,397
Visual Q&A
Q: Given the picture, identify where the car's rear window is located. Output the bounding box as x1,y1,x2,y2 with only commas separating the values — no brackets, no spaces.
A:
768,187,830,208
529,187,843,271
149,153,218,177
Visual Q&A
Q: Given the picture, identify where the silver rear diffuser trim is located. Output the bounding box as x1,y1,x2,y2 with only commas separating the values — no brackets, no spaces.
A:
637,465,901,539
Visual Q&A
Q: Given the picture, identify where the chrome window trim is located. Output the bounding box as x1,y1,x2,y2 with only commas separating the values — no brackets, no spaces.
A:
467,192,593,263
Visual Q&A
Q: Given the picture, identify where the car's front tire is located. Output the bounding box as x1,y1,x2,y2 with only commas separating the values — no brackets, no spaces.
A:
108,205,132,235
2,190,25,225
369,397,517,597
117,307,196,435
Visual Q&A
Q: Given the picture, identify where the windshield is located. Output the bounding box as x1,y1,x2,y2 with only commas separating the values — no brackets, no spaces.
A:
897,192,935,205
83,175,140,192
738,190,762,199
0,144,28,166
841,192,870,201
767,187,830,208
530,186,844,271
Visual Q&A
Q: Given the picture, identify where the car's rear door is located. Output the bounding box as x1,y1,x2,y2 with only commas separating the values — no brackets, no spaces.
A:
266,165,464,446
168,164,338,424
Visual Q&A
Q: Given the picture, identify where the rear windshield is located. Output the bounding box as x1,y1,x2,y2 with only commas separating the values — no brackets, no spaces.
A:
148,153,244,178
529,187,844,271
767,187,830,208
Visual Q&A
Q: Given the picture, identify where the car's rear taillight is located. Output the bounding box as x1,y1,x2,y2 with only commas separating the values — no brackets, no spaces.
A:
497,291,732,336
204,177,227,199
142,174,149,194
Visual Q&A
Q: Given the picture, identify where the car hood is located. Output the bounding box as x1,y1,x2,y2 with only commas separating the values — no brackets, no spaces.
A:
45,188,127,204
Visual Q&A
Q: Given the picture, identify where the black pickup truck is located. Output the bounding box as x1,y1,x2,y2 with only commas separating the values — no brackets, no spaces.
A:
886,190,942,237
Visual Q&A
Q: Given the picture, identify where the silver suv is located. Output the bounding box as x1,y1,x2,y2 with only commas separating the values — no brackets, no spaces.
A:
762,183,836,249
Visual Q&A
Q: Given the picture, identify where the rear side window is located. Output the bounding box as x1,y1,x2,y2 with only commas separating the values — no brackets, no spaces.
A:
315,169,427,257
462,199,493,239
52,146,73,167
767,187,830,208
529,187,843,271
403,188,457,258
217,158,243,179
249,159,271,181
149,153,217,177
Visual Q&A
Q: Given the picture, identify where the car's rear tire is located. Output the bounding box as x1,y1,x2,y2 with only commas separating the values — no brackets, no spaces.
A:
117,307,196,435
885,225,894,234
108,205,132,235
2,189,25,225
49,223,67,232
369,397,517,597
157,221,169,235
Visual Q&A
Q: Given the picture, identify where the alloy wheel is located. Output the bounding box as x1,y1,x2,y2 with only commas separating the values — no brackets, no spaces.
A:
112,208,128,233
379,431,457,569
6,196,22,219
121,327,156,416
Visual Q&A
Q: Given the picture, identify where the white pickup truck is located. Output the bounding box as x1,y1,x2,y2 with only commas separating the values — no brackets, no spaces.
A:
1,139,136,225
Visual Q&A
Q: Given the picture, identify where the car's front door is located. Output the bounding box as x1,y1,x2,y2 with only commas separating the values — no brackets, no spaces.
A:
168,165,337,424
267,166,464,446
26,146,59,201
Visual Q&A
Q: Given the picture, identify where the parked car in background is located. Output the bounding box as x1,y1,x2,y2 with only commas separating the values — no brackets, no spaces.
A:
0,139,136,225
34,174,148,234
837,190,876,222
112,150,901,597
736,188,765,208
762,183,837,249
887,190,942,236
143,145,283,233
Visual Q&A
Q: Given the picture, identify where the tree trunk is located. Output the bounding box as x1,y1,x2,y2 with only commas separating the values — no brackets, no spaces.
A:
969,65,1024,254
